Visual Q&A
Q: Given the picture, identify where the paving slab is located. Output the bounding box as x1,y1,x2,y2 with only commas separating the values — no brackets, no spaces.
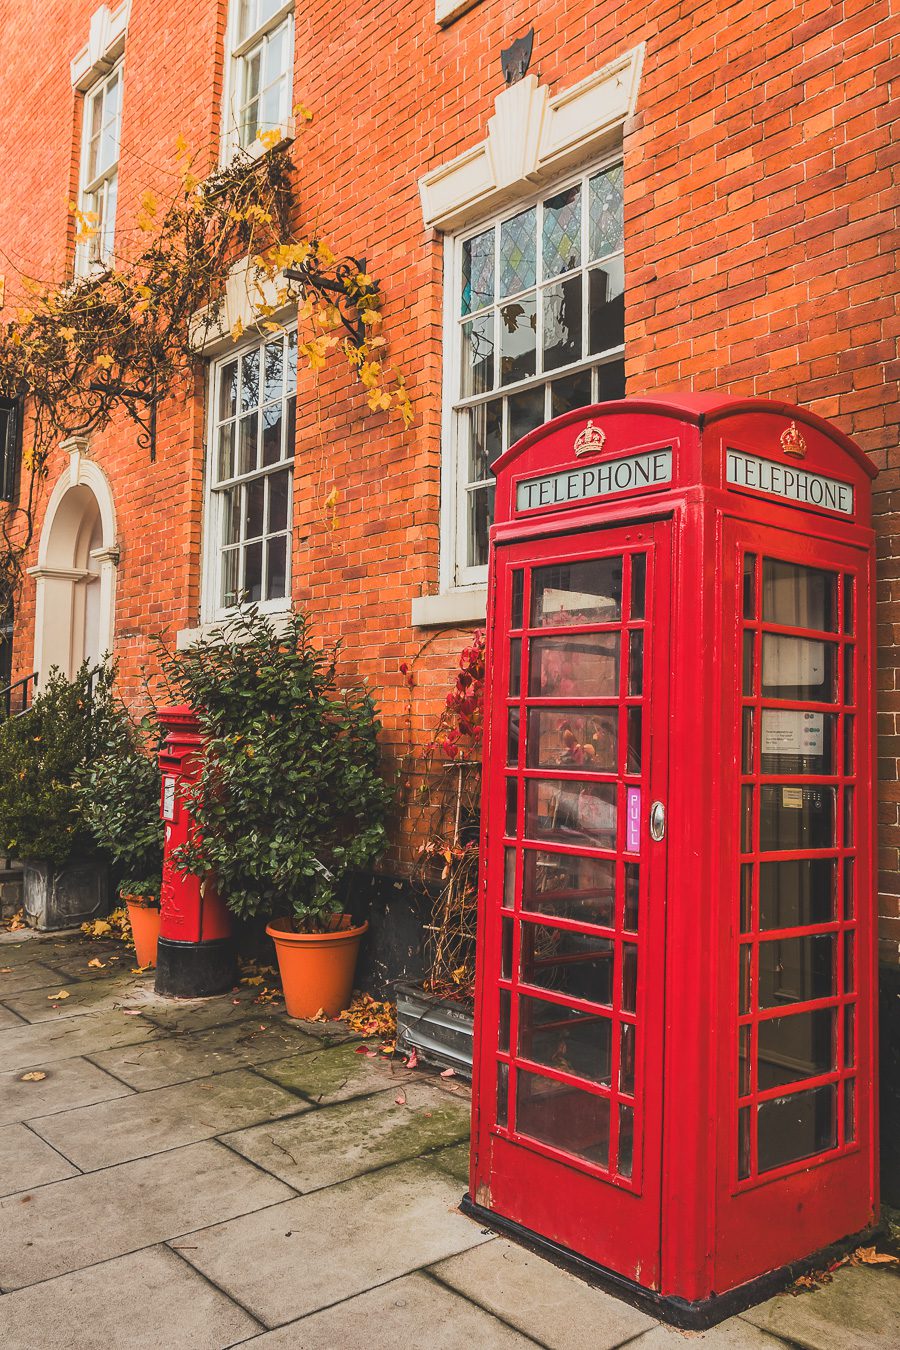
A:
742,1263,900,1349
89,1016,322,1090
0,1139,293,1290
30,1067,305,1170
0,1244,262,1349
431,1238,657,1350
630,1322,795,1348
138,991,271,1033
223,1079,471,1192
0,1004,25,1028
0,1009,164,1073
2,972,155,1023
0,1054,132,1126
0,1124,78,1194
255,1037,415,1103
175,1157,493,1327
0,960,70,994
233,1271,539,1348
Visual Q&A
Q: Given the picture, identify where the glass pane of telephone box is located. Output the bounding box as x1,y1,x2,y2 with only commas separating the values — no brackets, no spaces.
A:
758,1008,836,1090
516,1068,610,1167
760,711,835,775
521,851,615,928
525,779,617,850
761,635,837,702
759,785,835,851
531,558,622,626
759,858,836,929
519,921,614,1005
529,633,620,698
762,560,838,631
518,992,612,1084
758,934,835,1008
527,709,617,771
757,1083,837,1173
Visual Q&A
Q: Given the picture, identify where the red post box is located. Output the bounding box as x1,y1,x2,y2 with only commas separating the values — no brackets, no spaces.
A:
155,705,235,998
466,395,878,1326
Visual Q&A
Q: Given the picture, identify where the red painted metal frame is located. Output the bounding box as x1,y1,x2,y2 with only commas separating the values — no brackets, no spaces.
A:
471,395,878,1308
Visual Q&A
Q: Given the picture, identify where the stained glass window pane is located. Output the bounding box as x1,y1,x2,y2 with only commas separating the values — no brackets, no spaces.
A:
500,207,537,297
543,185,582,278
462,228,495,315
589,164,624,260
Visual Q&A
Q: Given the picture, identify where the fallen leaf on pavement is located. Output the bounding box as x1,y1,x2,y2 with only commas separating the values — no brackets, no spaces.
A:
853,1246,899,1266
440,1067,456,1077
48,990,69,1000
87,958,105,969
355,1045,377,1057
20,1071,47,1082
395,1090,407,1105
121,1009,142,1016
406,1047,419,1069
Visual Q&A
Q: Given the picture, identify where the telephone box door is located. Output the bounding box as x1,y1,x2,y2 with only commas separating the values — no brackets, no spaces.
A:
472,519,671,1286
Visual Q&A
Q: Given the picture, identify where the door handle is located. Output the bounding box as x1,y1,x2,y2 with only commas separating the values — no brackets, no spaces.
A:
649,800,666,842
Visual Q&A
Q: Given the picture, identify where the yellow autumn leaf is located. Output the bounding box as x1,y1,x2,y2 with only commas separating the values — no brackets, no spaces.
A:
231,317,244,342
20,1071,47,1082
294,103,313,122
58,326,75,341
174,132,189,157
95,354,113,369
355,272,373,289
48,990,70,1000
257,128,282,151
87,957,105,968
360,309,381,326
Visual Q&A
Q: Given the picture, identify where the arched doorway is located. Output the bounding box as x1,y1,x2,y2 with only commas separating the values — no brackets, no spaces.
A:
30,444,118,681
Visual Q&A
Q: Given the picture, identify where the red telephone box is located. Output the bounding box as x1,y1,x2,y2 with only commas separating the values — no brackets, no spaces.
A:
155,706,235,998
466,395,878,1326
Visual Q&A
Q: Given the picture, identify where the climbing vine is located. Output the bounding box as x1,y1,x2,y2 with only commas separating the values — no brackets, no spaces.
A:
0,131,412,649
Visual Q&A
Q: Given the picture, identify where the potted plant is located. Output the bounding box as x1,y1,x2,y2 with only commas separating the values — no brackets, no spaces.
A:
78,695,165,967
159,608,391,1017
0,664,113,929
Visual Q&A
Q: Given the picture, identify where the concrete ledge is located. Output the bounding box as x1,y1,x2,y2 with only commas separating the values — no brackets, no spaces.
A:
411,587,487,628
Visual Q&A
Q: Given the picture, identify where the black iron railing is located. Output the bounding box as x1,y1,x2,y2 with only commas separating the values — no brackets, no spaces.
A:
1,671,36,721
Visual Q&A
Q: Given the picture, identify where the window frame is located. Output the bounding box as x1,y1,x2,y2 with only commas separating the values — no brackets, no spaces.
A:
221,0,295,161
74,60,123,277
201,326,297,625
0,397,21,504
442,151,626,591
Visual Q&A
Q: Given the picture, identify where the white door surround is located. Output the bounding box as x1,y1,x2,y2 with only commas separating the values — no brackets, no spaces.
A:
28,441,118,682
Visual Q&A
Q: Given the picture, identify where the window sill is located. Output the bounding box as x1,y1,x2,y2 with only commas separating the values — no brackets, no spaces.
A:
435,0,482,26
177,603,293,650
411,586,487,628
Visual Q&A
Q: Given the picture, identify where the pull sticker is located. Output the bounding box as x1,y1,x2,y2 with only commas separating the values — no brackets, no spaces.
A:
626,786,642,853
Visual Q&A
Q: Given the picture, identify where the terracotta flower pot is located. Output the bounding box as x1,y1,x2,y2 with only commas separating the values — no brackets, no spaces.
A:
266,915,368,1019
123,895,161,969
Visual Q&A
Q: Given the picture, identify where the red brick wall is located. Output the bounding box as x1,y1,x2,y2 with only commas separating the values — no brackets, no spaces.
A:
1,2,897,933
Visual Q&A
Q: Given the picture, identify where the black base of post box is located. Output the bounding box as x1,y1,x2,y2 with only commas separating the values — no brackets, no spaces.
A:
459,1194,878,1331
154,936,236,998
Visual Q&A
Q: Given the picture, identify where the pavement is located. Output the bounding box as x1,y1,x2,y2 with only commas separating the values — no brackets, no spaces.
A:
0,929,897,1350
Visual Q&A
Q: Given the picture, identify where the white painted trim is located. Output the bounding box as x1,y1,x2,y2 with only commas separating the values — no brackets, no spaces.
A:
419,46,644,232
176,605,293,650
411,586,487,628
435,0,482,26
71,2,130,91
30,447,118,680
191,257,294,356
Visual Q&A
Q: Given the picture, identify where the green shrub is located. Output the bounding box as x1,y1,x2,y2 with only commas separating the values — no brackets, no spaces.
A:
78,701,164,899
0,664,114,866
159,608,391,930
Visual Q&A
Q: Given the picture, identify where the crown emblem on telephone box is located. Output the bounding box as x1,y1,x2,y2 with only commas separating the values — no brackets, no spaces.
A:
780,421,807,458
574,420,606,456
